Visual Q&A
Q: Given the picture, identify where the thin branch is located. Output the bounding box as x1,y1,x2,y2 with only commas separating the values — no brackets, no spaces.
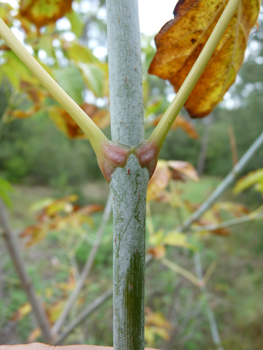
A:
51,193,112,337
179,131,263,232
52,253,155,344
228,126,238,166
203,260,218,286
0,199,52,343
148,0,242,149
0,18,108,155
194,252,223,350
162,258,200,286
193,210,263,233
53,288,113,345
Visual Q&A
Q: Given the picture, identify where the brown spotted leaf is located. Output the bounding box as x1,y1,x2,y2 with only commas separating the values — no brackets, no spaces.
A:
149,0,260,118
49,103,110,139
20,0,73,28
147,159,198,201
20,196,103,247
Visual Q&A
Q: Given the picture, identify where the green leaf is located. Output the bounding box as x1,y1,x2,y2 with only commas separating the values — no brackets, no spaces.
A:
66,42,98,64
78,63,106,98
53,66,84,105
32,34,55,58
233,169,263,194
149,230,164,246
2,51,36,88
66,11,84,39
0,177,13,209
29,198,54,212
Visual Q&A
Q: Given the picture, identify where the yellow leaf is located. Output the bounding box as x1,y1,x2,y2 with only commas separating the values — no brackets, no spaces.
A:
91,109,110,130
145,312,172,329
167,161,199,182
149,0,260,118
162,258,200,286
151,114,199,139
27,327,41,342
49,103,109,139
30,198,54,212
163,231,197,251
147,245,166,260
147,161,171,201
145,325,155,346
46,300,65,324
20,0,73,28
172,115,199,139
20,224,48,247
233,169,263,194
56,268,76,292
10,302,32,321
44,287,53,299
149,230,164,246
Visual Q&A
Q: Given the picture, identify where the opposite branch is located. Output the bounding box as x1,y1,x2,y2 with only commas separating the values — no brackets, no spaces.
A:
0,199,52,343
0,19,108,156
148,0,242,150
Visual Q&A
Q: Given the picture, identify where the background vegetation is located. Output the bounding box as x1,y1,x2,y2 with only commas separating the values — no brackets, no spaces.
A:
0,1,263,349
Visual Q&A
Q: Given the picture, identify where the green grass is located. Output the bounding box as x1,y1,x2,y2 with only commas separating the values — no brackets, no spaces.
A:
179,176,222,203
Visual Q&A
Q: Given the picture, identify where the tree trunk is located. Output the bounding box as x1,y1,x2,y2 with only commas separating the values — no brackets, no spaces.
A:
106,0,148,349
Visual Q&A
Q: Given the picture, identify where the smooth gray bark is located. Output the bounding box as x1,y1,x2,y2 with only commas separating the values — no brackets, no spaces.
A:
106,0,148,349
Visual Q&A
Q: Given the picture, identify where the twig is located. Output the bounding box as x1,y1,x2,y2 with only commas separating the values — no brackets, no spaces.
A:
203,260,218,286
193,210,263,233
194,252,223,350
0,199,52,343
228,126,238,166
53,288,113,345
52,253,154,343
51,193,112,337
162,258,200,287
179,131,263,232
197,123,210,176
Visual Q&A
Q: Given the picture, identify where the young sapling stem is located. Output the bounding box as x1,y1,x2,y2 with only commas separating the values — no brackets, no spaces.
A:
148,0,242,150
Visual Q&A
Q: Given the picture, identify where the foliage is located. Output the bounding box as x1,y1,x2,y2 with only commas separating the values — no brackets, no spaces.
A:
149,0,260,118
233,168,263,195
0,0,262,348
0,0,109,143
1,178,262,348
0,177,13,208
